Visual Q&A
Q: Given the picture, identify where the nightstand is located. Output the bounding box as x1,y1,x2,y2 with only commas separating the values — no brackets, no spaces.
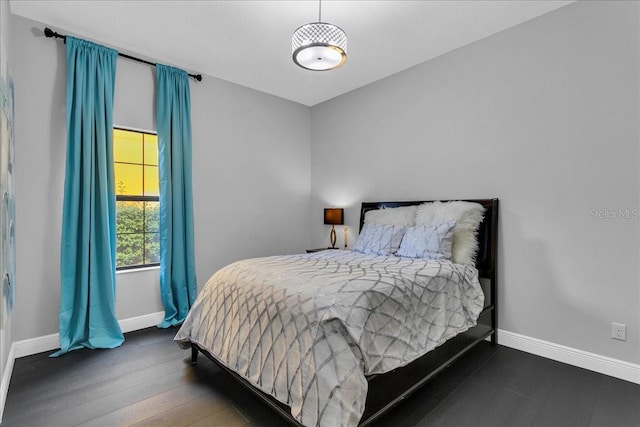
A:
306,247,340,253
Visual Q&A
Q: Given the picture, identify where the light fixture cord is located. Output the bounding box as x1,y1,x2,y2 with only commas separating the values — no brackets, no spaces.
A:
318,0,322,22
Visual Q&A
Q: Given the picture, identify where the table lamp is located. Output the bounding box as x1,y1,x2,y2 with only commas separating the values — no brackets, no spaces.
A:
324,208,344,249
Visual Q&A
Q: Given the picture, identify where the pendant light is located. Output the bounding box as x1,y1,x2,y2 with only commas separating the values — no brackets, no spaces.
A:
292,0,347,71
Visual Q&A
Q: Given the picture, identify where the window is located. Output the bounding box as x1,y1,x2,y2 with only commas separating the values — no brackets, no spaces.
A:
113,128,160,269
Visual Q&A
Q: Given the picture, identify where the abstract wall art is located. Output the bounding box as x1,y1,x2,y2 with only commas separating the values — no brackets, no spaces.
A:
0,39,15,329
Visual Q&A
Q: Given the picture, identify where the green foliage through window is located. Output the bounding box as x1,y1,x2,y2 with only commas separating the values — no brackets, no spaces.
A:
114,128,160,269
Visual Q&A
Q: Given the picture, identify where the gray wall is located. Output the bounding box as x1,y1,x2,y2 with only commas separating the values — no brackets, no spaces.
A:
4,0,638,369
311,0,639,364
8,12,311,341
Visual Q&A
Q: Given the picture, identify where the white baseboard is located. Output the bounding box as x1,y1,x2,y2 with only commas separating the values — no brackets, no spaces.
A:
119,311,165,334
13,311,165,358
498,329,640,384
0,342,15,423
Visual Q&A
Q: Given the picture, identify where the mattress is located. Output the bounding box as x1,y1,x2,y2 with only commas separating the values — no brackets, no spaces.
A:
174,250,484,427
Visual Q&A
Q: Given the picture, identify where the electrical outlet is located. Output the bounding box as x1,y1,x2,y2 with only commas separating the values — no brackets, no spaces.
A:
611,322,627,341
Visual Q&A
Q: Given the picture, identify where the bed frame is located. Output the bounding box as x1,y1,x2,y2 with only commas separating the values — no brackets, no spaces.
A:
190,198,499,426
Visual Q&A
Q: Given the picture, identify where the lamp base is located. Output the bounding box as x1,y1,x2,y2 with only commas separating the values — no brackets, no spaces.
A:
344,226,348,249
329,225,337,249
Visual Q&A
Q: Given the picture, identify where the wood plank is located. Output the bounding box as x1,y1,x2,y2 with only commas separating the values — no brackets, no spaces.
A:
130,395,245,427
82,386,223,427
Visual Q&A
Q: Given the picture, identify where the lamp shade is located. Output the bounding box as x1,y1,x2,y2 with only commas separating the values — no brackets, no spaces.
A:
292,22,347,71
324,208,344,225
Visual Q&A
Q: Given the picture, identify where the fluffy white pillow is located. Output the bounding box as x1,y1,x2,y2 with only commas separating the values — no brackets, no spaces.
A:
415,201,485,265
364,205,417,227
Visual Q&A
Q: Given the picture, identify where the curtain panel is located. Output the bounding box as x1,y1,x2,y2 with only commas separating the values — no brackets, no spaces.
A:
156,64,197,328
54,37,124,356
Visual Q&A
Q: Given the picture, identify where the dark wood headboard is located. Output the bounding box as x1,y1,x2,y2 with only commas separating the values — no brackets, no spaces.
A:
359,199,498,283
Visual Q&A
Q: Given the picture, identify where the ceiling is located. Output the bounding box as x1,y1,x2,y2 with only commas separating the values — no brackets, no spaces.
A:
10,0,573,106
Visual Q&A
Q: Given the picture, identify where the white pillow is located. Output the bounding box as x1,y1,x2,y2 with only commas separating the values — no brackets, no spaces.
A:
415,201,485,265
364,205,417,227
352,223,406,256
396,220,456,260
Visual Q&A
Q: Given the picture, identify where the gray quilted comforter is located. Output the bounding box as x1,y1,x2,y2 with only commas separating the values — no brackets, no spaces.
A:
174,250,484,427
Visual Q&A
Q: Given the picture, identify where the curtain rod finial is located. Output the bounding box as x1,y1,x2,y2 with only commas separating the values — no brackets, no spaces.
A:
44,27,65,40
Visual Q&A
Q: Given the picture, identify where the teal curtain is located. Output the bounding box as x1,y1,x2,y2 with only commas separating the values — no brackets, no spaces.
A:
54,37,123,356
156,64,197,328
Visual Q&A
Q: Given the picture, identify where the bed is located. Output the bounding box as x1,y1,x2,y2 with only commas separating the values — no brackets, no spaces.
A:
175,198,498,426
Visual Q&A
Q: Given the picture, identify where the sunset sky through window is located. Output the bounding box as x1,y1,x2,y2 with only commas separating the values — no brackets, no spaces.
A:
114,128,158,196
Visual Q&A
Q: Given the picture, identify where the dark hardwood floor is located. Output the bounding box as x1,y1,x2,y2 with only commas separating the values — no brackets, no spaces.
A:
3,327,639,427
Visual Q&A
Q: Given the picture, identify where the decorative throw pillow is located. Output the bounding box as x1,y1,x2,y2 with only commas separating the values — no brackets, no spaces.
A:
396,220,456,260
352,223,406,256
364,205,417,227
415,201,485,265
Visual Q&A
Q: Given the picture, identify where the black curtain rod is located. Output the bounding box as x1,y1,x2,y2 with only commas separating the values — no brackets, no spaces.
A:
44,28,203,82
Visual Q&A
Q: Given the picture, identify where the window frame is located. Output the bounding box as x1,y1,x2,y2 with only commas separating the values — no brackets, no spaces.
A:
113,126,160,271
